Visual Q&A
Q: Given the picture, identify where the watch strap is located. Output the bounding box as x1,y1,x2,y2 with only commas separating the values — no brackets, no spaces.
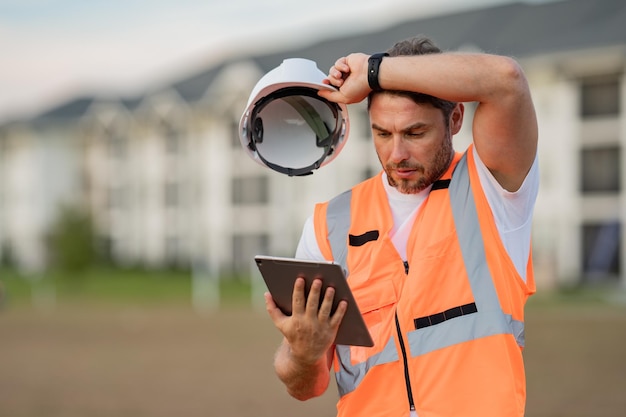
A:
368,53,389,91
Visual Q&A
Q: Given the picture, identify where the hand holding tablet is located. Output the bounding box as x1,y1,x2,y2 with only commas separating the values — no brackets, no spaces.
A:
255,255,374,347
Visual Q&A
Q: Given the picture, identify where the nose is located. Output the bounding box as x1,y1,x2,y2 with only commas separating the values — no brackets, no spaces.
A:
389,136,409,164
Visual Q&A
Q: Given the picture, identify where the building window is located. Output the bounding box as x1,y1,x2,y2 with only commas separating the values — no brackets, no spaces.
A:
581,221,621,281
232,176,269,205
580,76,620,118
161,118,184,154
232,233,269,273
165,130,181,154
580,146,620,193
107,186,126,209
164,236,182,267
164,181,180,208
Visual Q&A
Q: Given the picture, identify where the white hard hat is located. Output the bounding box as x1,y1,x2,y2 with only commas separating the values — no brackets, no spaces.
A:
239,58,350,176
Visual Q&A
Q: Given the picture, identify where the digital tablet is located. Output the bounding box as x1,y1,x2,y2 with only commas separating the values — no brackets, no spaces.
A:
254,255,374,347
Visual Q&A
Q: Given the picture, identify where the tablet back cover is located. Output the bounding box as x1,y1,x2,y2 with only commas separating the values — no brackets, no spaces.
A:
255,255,373,347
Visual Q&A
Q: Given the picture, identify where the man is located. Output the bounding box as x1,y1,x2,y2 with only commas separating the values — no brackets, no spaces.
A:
264,36,539,417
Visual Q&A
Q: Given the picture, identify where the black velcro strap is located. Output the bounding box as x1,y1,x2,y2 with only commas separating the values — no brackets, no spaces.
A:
349,230,380,246
431,179,451,190
414,302,477,329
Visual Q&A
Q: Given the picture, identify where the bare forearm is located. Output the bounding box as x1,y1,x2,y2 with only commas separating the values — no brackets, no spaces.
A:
274,340,331,401
378,53,528,104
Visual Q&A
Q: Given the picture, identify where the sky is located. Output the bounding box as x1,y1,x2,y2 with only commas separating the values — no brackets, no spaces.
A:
0,0,533,123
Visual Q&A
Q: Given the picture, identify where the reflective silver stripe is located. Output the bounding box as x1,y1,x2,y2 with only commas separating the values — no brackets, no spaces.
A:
448,154,501,312
408,311,520,356
512,317,526,348
335,336,398,396
326,190,351,271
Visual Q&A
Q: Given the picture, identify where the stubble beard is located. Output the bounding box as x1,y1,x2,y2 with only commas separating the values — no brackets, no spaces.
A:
384,136,454,194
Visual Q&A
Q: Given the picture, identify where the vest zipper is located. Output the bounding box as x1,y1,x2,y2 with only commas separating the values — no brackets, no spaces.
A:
397,260,416,413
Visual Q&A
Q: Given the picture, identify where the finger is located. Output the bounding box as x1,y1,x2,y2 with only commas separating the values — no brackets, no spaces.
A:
329,66,343,80
324,72,345,89
264,292,286,324
329,299,348,329
264,291,276,309
305,278,323,315
318,286,335,320
317,89,347,104
291,277,306,315
328,64,337,76
334,57,350,74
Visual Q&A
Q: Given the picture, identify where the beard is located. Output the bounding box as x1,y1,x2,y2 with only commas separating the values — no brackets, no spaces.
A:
384,135,454,194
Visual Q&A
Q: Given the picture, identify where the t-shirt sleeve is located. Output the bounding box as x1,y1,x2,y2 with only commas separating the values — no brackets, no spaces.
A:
295,215,326,261
473,146,539,233
473,146,539,282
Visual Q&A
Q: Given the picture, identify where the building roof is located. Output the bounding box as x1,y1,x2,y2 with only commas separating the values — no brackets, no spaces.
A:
244,0,626,75
170,62,225,104
34,96,96,121
17,0,626,124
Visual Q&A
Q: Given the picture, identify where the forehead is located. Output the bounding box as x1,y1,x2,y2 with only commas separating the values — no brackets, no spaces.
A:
369,93,444,125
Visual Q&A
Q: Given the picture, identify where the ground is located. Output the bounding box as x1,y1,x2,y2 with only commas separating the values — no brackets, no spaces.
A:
1,301,625,417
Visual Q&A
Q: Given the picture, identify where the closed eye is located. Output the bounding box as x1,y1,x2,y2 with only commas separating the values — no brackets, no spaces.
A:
372,126,391,138
406,130,426,138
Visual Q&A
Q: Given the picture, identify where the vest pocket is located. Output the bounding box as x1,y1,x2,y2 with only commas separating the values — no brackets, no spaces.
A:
349,280,397,363
414,231,456,259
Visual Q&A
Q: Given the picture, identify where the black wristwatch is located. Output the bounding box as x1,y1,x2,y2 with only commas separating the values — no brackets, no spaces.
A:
368,53,389,91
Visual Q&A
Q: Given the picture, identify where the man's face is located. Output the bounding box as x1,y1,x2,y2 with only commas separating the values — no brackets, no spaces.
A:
369,94,462,194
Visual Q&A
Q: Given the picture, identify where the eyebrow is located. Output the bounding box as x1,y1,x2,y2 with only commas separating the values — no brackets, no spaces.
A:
371,122,430,133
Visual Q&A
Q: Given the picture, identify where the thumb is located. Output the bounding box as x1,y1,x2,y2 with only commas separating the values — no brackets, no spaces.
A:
264,292,287,324
317,88,348,105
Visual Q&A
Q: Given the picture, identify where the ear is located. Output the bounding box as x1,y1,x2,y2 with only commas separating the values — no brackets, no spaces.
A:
449,103,464,135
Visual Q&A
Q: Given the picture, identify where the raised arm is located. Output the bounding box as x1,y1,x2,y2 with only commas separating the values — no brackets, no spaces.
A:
319,52,538,191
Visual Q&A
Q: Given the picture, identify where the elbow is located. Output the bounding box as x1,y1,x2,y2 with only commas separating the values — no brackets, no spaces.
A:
281,373,329,401
498,56,529,94
284,377,329,401
287,387,321,402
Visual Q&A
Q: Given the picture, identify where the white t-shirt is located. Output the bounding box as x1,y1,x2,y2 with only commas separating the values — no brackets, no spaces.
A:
295,147,539,282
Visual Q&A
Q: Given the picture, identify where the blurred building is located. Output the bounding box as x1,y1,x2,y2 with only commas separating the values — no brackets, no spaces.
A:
0,0,625,289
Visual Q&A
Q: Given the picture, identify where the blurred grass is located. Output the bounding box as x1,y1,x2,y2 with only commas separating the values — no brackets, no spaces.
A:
0,267,253,308
2,266,625,311
526,282,626,311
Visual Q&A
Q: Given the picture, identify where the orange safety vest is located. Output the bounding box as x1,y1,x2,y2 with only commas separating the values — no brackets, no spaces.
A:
313,147,536,417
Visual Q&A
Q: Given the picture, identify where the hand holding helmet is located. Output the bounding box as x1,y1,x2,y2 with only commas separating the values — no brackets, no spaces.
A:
319,53,373,105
